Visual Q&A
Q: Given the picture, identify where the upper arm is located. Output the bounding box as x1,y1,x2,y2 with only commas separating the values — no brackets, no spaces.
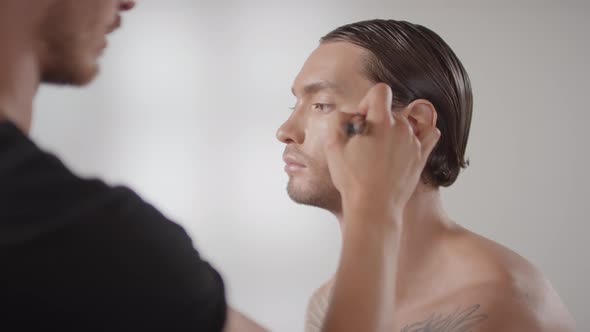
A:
474,276,577,332
84,189,229,330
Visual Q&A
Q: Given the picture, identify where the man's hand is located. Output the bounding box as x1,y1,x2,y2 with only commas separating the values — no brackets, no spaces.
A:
322,83,440,220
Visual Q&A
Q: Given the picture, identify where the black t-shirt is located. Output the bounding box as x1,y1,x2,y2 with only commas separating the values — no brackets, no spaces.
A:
0,122,227,331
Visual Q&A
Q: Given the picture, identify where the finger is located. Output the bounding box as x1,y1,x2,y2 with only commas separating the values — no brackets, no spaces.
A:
359,83,394,129
322,110,354,158
391,112,415,138
419,127,441,162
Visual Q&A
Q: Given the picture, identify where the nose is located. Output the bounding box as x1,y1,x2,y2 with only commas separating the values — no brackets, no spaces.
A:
276,111,305,145
119,0,136,11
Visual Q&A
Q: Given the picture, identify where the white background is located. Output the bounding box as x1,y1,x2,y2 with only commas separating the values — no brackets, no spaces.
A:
32,0,589,330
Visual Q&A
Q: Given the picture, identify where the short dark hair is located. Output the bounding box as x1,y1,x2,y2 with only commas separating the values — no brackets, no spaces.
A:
321,19,472,187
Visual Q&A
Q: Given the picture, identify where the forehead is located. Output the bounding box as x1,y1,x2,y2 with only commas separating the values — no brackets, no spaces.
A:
292,41,371,95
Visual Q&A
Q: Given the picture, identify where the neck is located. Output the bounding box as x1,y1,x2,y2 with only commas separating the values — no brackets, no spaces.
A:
0,12,42,134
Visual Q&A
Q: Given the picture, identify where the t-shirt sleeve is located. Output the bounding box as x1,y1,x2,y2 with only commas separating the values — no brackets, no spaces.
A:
0,122,227,331
62,186,229,331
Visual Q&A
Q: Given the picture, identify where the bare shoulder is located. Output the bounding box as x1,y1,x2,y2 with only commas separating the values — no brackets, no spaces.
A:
443,277,576,332
304,279,334,332
416,228,577,331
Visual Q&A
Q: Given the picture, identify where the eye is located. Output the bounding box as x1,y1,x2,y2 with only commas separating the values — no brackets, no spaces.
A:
311,103,333,113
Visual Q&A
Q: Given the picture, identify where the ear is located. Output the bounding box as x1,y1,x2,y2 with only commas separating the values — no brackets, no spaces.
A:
397,99,437,137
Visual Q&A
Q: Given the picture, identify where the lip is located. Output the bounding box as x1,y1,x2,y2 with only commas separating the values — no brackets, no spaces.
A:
283,155,306,173
106,15,122,34
121,0,136,11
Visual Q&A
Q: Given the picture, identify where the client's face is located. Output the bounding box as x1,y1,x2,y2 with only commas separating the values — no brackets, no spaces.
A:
276,41,374,211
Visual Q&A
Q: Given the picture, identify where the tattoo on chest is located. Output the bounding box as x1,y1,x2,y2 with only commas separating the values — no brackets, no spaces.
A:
400,305,488,332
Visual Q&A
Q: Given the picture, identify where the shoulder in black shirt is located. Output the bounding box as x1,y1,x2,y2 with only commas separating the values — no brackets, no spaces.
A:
0,121,227,331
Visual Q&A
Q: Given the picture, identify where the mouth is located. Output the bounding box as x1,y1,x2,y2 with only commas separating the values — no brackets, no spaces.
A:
283,155,307,174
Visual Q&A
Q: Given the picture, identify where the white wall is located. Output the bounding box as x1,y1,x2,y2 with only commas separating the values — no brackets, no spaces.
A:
32,0,590,330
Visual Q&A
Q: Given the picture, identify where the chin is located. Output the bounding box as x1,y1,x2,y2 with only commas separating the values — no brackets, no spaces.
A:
286,178,341,211
41,44,102,85
42,61,99,86
66,55,100,85
74,64,100,86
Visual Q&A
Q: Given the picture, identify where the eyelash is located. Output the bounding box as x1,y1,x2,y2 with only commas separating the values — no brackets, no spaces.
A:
311,103,333,112
288,103,334,112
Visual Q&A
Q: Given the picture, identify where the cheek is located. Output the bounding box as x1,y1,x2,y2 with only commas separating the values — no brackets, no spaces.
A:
304,115,333,170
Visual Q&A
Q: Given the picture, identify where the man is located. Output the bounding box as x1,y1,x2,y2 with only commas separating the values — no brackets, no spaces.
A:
277,19,576,331
0,1,438,331
0,1,243,330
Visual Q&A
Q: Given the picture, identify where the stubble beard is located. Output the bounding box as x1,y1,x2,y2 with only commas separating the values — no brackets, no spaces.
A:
39,3,100,86
286,169,342,212
40,34,99,86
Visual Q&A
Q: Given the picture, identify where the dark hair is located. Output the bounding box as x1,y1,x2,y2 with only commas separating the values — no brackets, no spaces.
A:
321,19,472,187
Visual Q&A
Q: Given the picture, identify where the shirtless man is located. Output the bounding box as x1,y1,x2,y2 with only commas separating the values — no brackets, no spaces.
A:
277,19,576,331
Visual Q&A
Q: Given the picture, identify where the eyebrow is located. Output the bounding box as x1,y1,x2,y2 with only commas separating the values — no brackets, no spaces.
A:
291,80,341,97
